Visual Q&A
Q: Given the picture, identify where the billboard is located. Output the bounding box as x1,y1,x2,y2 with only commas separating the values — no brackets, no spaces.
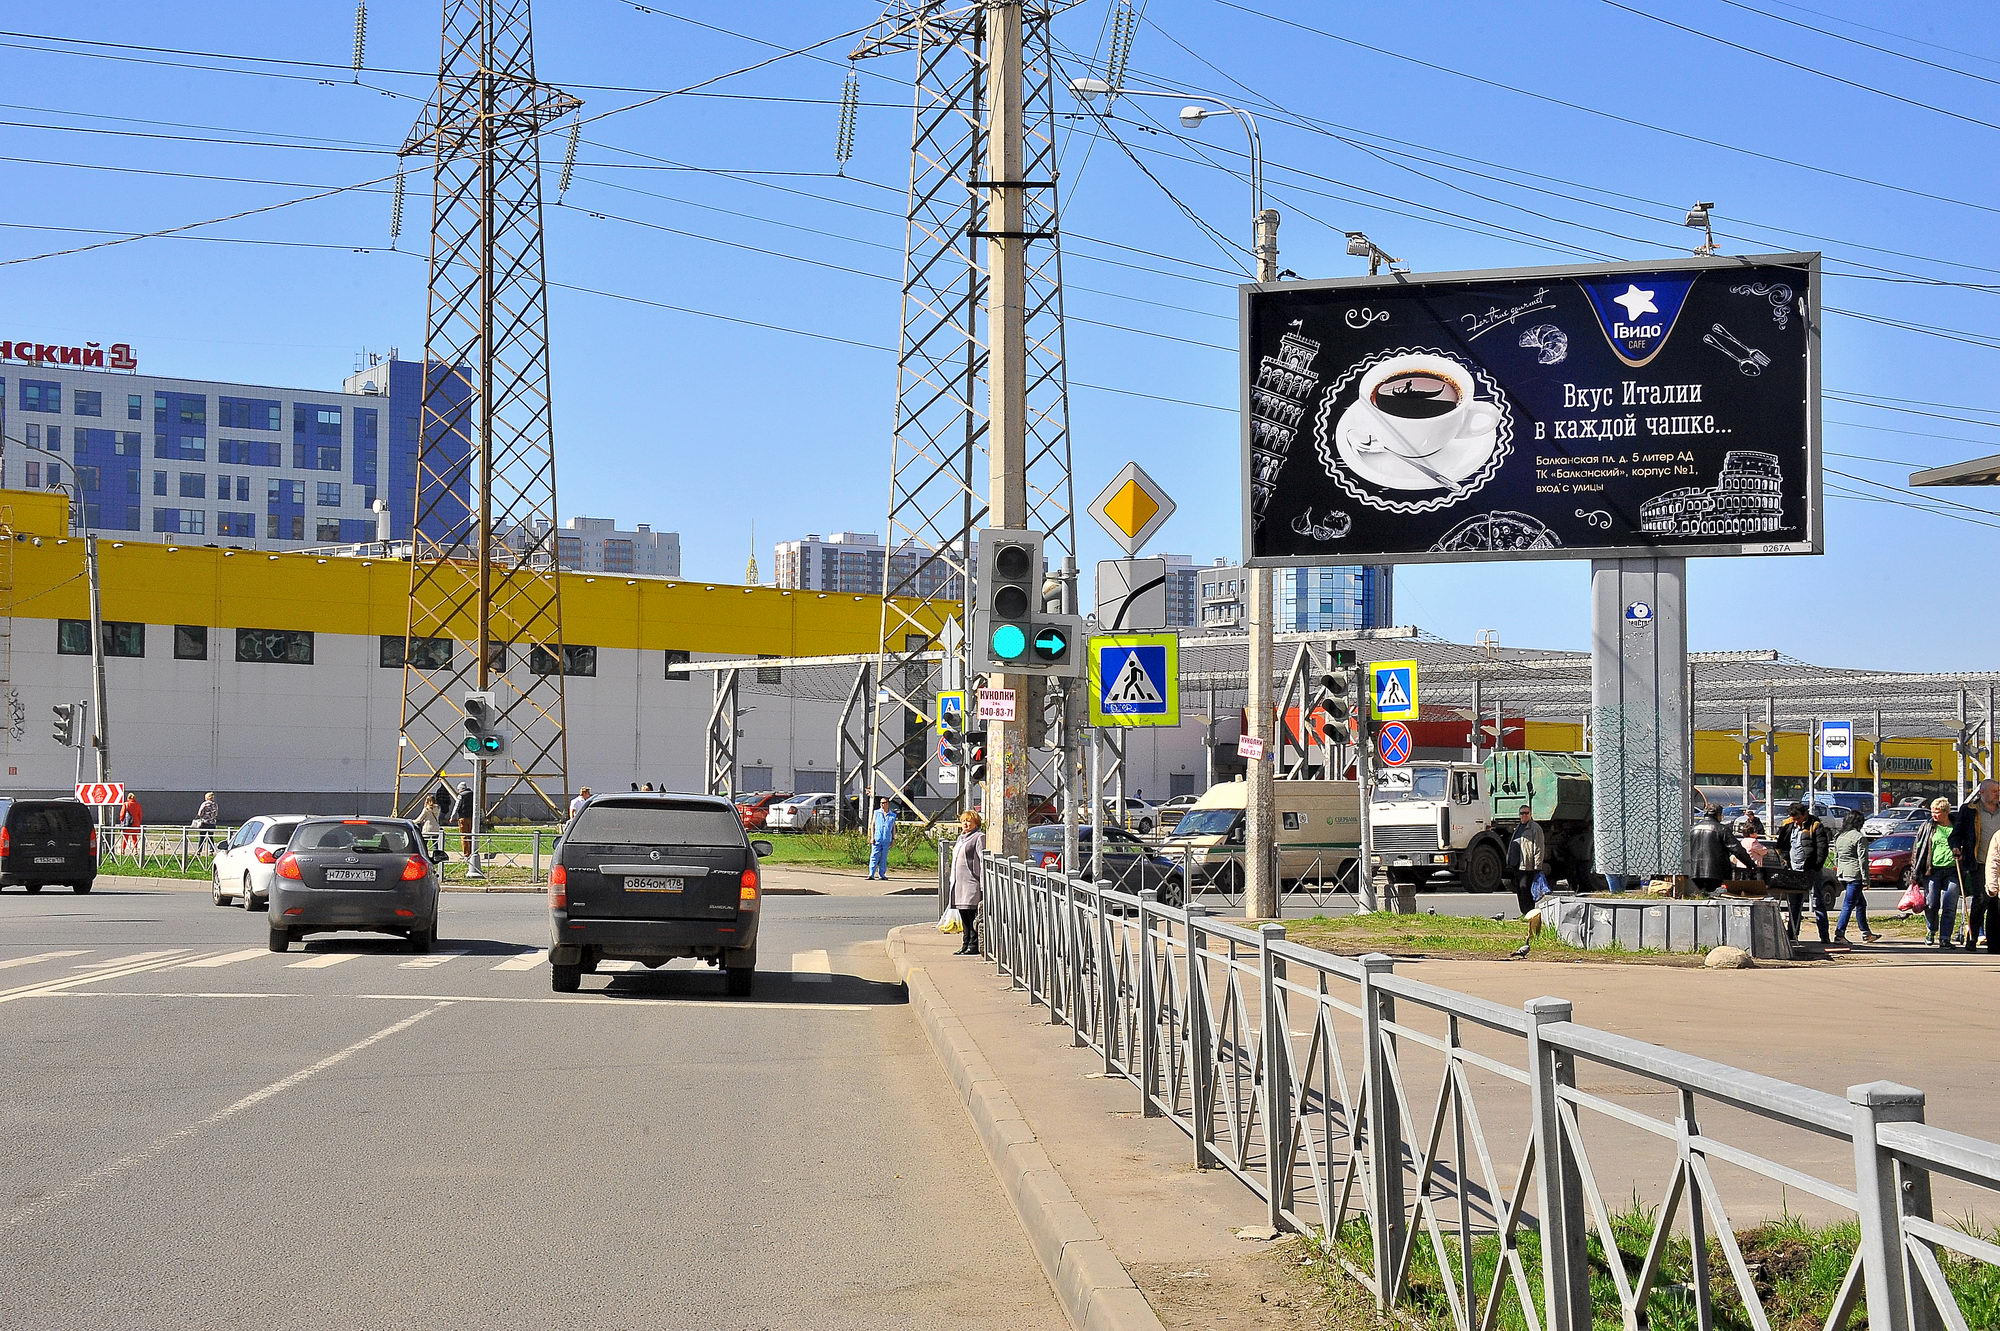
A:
1242,253,1820,565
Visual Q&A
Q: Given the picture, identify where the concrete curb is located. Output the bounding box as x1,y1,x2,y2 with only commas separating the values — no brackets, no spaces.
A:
886,925,1166,1331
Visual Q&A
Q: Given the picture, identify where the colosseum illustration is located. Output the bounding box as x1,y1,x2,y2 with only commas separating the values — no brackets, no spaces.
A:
1638,450,1784,537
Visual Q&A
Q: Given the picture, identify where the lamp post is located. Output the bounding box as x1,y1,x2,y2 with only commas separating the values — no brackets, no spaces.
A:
1069,78,1284,917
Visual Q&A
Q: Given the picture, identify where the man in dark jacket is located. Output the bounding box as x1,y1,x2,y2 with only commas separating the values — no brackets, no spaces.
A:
1951,780,2000,950
1775,803,1832,943
1690,806,1758,896
451,781,476,857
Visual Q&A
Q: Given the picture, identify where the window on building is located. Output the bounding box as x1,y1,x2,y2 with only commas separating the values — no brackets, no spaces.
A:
485,643,508,673
756,656,783,685
267,478,303,505
236,628,313,665
179,399,205,425
265,513,304,541
24,423,40,448
316,481,341,506
315,520,341,542
153,471,167,496
174,626,208,661
235,477,250,502
219,398,281,431
602,538,635,572
556,536,583,568
292,442,340,470
75,465,97,489
152,509,205,535
116,432,137,455
220,439,281,467
23,461,39,488
379,635,452,669
217,512,256,538
74,390,102,418
46,425,60,451
20,380,60,413
664,649,691,680
126,394,142,420
529,644,597,677
179,472,204,498
58,619,144,657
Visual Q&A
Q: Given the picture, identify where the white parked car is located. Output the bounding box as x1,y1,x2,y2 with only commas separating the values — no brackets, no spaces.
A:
764,793,838,832
210,815,310,910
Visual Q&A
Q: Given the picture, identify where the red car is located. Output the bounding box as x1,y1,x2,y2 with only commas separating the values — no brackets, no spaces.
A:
1865,832,1916,886
734,792,792,831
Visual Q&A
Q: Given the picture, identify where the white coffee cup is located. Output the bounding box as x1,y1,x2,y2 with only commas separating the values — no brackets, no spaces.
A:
1356,354,1499,460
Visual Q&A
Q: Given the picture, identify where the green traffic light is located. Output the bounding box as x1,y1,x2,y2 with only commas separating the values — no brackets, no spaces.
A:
990,623,1027,660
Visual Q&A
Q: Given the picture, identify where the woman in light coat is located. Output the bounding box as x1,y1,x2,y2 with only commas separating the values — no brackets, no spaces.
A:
949,810,985,955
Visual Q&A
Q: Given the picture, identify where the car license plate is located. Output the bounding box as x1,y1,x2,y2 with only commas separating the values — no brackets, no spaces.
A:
626,876,686,893
34,855,64,864
324,869,376,882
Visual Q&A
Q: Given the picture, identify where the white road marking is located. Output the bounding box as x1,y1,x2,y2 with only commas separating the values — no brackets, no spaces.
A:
0,952,193,1005
0,950,90,971
397,949,473,969
490,950,546,971
74,950,183,970
179,948,268,968
44,991,870,1013
0,1002,450,1233
286,952,367,969
792,949,832,983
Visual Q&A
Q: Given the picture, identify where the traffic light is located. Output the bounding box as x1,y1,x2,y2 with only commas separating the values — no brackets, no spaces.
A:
1318,650,1360,745
939,709,963,769
463,691,505,757
52,702,77,748
964,728,988,783
972,530,1085,677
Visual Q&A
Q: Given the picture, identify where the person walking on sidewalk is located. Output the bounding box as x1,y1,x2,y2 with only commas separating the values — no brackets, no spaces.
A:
192,792,220,854
1506,805,1546,915
949,810,985,955
1908,797,1963,949
1986,818,2000,953
1831,811,1880,944
1776,803,1833,943
1952,780,2000,950
452,781,476,858
1691,806,1757,897
866,798,899,880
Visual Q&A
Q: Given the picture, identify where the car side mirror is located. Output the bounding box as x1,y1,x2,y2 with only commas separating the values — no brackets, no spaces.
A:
434,850,451,863
751,839,773,858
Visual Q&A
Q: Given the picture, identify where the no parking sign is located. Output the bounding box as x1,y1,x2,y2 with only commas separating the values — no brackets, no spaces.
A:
1376,722,1413,767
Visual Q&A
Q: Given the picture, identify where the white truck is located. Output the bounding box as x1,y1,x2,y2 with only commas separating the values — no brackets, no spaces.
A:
1157,778,1361,892
1368,752,1596,894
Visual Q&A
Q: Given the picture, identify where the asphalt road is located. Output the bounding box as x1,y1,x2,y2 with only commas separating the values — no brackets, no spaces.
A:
0,887,1066,1331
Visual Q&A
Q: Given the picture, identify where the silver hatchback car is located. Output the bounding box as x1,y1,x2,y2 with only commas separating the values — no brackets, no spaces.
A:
267,818,441,953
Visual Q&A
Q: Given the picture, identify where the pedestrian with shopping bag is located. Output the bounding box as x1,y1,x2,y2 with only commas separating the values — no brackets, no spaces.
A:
948,810,985,955
1907,797,1963,949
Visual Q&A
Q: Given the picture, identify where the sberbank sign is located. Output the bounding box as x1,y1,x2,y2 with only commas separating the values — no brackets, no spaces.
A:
1882,756,1932,774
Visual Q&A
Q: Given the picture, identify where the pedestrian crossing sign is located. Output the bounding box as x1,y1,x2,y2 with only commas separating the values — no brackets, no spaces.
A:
1088,633,1180,728
1368,660,1418,721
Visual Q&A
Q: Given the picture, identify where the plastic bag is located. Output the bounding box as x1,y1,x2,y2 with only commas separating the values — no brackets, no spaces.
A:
938,909,963,934
1898,881,1927,915
1530,872,1552,903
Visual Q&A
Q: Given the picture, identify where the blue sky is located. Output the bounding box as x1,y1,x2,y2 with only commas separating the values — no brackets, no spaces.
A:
7,1,1998,670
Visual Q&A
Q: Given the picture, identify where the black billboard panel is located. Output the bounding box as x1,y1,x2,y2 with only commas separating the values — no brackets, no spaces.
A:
1242,253,1820,565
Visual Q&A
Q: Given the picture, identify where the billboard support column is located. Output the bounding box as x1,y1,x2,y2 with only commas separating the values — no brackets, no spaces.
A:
1591,558,1690,883
1871,708,1883,810
1764,688,1777,831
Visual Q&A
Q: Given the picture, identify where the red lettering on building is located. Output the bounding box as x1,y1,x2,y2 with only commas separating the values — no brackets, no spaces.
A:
0,338,138,371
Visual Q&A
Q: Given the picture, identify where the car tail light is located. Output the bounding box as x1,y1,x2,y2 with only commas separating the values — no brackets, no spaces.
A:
284,907,303,916
399,856,427,881
253,846,278,864
549,863,567,908
88,826,98,855
739,866,759,910
0,827,8,858
393,908,415,918
275,853,302,880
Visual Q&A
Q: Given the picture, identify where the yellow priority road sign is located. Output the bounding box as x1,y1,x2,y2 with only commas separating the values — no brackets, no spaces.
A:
1088,461,1177,556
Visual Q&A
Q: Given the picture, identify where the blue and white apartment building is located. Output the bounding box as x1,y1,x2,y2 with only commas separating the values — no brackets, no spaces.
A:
0,338,459,549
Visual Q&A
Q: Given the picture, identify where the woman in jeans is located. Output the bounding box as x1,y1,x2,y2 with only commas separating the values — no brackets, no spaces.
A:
1831,811,1879,945
1910,797,1962,948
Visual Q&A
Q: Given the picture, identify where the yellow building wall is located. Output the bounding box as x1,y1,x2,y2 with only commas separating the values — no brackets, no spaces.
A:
0,488,939,656
1515,720,1957,785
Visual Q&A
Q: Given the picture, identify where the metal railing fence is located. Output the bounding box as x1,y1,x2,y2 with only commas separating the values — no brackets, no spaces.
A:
980,854,2000,1330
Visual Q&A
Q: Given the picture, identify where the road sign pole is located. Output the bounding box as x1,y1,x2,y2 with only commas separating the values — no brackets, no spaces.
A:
1357,718,1378,912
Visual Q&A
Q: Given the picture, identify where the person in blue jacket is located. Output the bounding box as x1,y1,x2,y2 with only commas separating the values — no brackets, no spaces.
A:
867,797,900,880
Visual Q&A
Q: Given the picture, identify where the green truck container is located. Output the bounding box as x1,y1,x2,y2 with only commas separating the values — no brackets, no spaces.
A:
1484,751,1594,825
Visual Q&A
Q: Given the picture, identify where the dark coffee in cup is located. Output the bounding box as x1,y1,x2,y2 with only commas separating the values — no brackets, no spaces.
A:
1371,372,1460,419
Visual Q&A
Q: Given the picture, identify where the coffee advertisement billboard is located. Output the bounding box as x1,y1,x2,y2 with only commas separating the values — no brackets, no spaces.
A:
1241,253,1820,565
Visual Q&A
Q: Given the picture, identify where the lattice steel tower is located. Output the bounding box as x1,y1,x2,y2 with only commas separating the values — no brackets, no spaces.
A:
394,0,579,817
852,1,1080,816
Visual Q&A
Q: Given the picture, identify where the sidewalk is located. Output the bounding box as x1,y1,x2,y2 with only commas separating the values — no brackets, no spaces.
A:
887,923,1340,1331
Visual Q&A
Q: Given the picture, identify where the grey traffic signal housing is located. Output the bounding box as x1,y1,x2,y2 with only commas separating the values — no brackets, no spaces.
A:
971,529,1084,677
462,691,506,757
52,702,77,748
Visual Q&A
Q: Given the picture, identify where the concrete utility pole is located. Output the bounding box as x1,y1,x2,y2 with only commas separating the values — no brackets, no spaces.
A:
983,0,1030,860
1244,206,1282,920
84,534,109,782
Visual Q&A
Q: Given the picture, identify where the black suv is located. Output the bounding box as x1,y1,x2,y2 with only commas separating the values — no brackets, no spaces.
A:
549,794,771,996
0,798,97,894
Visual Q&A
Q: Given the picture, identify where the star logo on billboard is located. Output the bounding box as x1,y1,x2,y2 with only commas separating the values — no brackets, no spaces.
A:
1612,284,1659,322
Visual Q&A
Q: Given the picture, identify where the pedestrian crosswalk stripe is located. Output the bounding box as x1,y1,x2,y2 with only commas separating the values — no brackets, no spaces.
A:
180,948,269,968
287,952,365,969
0,950,89,971
792,949,831,983
397,950,472,969
491,950,546,971
76,950,183,969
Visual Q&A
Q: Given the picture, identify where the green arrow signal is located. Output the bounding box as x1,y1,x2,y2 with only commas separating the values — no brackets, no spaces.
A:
1032,627,1069,661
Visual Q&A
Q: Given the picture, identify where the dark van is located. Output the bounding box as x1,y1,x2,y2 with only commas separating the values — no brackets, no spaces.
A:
0,798,97,894
548,794,771,996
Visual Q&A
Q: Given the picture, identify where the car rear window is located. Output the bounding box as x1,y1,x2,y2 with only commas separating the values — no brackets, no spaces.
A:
7,804,91,839
570,800,744,847
292,821,418,854
261,821,303,845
